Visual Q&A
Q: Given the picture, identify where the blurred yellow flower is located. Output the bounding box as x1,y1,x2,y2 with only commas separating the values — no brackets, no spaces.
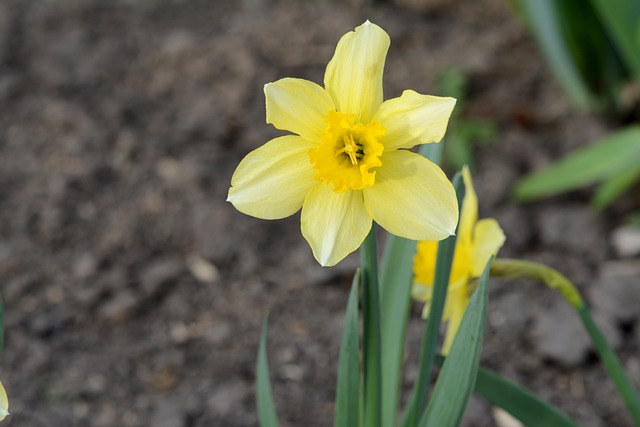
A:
413,166,505,353
0,379,8,422
228,21,458,266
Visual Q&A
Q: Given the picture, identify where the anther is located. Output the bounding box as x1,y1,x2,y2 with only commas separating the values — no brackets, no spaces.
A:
336,134,361,165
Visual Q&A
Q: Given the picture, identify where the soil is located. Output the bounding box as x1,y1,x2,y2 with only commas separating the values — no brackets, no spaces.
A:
0,0,639,426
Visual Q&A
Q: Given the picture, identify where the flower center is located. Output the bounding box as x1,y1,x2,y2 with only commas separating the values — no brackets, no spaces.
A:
309,110,385,193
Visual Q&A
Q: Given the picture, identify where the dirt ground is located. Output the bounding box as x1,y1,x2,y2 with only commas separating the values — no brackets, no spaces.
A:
0,0,639,426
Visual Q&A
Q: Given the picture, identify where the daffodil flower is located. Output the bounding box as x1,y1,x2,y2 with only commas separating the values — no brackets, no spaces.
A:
228,21,458,266
0,379,8,422
412,166,505,353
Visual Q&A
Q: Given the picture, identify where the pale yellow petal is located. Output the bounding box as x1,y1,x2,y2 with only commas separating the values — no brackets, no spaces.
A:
324,21,390,124
374,90,456,150
0,379,8,421
228,136,316,220
470,218,506,277
363,150,458,241
412,281,433,303
265,78,335,142
301,185,372,266
458,166,478,246
441,285,470,354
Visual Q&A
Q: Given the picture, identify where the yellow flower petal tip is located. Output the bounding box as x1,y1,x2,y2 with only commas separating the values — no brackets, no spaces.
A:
228,21,457,265
0,380,8,421
412,166,505,352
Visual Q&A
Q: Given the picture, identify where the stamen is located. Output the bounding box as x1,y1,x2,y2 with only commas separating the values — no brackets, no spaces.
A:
335,134,362,165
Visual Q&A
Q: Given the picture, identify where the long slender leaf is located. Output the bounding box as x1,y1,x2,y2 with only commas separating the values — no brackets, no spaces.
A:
592,165,640,210
514,126,640,201
361,228,381,427
379,236,417,427
402,174,465,427
433,355,580,427
476,367,580,427
517,0,594,109
417,258,491,427
256,315,281,427
578,306,640,426
589,0,640,83
378,142,446,427
335,271,361,427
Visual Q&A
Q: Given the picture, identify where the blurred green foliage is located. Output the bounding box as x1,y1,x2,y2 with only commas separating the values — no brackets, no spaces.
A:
437,69,497,171
515,0,640,213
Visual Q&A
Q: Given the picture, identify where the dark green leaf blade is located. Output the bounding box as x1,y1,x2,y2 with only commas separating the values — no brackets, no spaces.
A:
335,271,361,427
257,315,281,427
517,0,594,109
433,355,580,427
476,365,581,427
589,0,640,83
417,257,491,427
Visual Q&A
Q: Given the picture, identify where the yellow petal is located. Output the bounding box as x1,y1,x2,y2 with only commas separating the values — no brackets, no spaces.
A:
265,78,335,143
324,21,390,124
374,90,456,150
413,240,439,287
228,136,316,219
301,185,371,266
458,166,478,246
470,218,506,277
414,278,466,326
363,150,458,241
441,285,470,354
412,281,433,303
0,379,8,421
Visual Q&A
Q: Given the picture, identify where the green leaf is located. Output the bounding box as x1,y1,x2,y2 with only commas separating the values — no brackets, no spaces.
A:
417,258,491,427
577,305,640,425
444,130,474,171
514,126,640,201
256,315,281,427
437,69,468,106
361,228,382,427
445,121,498,170
589,0,640,84
592,165,640,210
476,365,580,427
379,235,417,427
419,140,444,165
517,0,595,109
433,355,581,427
402,174,465,427
335,271,361,427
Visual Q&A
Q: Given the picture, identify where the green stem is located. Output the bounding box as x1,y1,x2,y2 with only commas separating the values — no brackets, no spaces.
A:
491,258,640,426
490,259,583,308
577,306,640,426
361,227,381,427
